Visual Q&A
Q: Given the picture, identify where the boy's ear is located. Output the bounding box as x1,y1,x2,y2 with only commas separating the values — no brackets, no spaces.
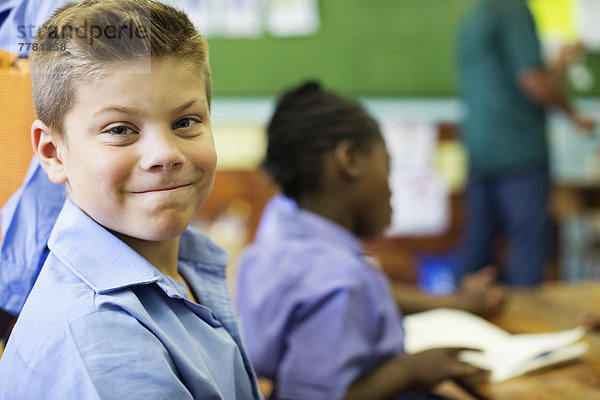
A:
333,139,362,180
31,119,67,184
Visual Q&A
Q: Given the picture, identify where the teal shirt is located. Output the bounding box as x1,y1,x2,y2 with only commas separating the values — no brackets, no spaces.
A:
458,0,547,175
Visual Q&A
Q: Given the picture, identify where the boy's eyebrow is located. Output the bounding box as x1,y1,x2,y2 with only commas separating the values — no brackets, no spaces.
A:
173,98,204,113
92,98,205,118
93,105,142,118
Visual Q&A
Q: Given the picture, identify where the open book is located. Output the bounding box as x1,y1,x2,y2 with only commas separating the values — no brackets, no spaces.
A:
403,308,588,382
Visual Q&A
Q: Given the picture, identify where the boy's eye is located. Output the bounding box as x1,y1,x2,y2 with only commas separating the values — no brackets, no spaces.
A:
105,126,136,135
173,117,200,129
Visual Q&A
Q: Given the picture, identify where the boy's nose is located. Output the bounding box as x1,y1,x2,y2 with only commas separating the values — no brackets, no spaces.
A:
139,128,186,171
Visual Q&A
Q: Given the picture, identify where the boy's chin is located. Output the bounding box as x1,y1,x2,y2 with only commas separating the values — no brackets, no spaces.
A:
111,222,188,243
135,224,188,242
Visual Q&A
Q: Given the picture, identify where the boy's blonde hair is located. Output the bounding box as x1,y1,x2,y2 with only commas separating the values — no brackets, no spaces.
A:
30,0,211,137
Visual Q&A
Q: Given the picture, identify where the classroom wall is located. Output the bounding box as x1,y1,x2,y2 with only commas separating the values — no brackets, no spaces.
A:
207,0,600,98
209,0,473,97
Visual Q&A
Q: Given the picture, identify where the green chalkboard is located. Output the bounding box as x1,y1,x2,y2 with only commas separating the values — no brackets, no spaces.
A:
208,0,600,97
579,52,600,96
209,0,473,97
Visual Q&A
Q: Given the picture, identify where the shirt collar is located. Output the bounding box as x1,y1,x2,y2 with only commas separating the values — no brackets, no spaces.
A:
280,207,364,255
48,199,227,295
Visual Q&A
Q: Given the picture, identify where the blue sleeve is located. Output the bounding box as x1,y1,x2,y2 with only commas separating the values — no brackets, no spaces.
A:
0,0,69,56
498,0,544,73
0,157,65,315
276,283,376,400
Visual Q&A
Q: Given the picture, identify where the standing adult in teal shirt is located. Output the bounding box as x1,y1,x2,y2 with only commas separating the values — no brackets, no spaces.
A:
456,0,595,285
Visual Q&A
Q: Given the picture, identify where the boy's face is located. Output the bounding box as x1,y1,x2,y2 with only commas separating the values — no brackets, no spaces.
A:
44,57,216,242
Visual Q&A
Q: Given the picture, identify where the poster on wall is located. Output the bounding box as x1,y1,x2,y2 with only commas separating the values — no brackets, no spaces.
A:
529,0,600,51
381,121,449,236
168,0,262,38
575,0,600,51
165,0,320,38
386,169,450,237
222,0,262,38
267,0,320,37
529,0,597,92
165,0,223,37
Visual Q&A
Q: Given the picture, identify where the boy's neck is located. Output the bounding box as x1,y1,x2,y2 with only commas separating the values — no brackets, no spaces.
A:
113,232,181,278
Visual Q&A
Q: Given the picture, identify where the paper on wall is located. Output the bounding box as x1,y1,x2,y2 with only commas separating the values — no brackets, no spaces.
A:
177,0,223,37
574,0,600,50
222,0,262,38
529,0,577,44
381,120,449,236
267,0,320,37
386,169,449,236
381,120,438,170
174,0,262,38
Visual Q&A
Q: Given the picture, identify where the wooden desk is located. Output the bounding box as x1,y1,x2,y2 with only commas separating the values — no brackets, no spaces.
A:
472,282,600,400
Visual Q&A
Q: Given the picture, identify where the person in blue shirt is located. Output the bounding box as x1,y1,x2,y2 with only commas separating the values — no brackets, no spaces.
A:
0,0,69,335
0,1,261,398
0,0,69,57
237,81,493,400
0,156,63,342
0,158,63,316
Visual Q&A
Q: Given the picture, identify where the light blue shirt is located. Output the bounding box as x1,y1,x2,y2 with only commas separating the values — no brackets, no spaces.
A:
0,158,65,315
0,199,261,400
237,201,405,400
0,0,69,55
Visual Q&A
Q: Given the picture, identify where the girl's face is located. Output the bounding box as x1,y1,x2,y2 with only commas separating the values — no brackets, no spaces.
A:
352,139,392,238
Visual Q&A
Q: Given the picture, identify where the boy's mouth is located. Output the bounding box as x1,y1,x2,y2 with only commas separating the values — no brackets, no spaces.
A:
131,182,194,194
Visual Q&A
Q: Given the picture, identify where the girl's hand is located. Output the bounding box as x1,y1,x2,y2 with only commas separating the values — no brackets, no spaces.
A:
577,313,600,332
459,266,507,317
407,348,489,387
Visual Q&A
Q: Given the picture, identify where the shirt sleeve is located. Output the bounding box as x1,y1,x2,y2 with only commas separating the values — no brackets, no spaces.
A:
498,0,544,73
275,281,378,400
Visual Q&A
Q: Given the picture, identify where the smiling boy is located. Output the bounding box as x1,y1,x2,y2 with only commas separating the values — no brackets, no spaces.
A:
0,1,260,399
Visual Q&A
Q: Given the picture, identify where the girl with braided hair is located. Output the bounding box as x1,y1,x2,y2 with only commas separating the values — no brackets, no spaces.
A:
237,81,493,400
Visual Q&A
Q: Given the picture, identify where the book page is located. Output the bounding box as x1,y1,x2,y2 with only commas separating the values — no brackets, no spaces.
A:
404,308,587,382
404,308,509,353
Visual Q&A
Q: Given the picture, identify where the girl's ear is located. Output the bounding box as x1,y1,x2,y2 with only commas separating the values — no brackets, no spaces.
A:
333,139,362,179
31,119,67,184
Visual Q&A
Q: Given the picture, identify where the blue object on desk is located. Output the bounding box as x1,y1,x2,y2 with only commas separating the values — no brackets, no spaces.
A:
418,253,457,295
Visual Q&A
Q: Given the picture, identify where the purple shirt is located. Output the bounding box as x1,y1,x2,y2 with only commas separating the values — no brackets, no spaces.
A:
253,193,297,241
237,202,405,400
